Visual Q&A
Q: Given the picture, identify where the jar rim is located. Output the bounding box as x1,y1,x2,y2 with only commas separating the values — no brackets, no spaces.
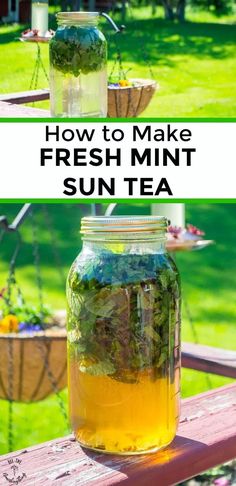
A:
56,11,100,24
81,216,168,234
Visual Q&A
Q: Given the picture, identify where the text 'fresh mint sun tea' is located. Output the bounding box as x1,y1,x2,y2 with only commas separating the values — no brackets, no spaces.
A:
67,216,181,454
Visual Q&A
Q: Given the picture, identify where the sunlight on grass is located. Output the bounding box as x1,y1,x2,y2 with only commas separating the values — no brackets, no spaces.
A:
0,7,235,116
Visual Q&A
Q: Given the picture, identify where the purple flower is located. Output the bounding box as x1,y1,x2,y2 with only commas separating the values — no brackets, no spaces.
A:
19,322,42,333
19,322,28,332
214,478,230,486
33,324,41,332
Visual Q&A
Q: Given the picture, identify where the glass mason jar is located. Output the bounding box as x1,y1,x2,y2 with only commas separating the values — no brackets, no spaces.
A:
67,216,181,455
31,0,48,36
49,12,107,118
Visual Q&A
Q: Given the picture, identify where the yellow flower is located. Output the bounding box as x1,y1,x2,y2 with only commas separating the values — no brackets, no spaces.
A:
119,79,131,87
0,314,19,333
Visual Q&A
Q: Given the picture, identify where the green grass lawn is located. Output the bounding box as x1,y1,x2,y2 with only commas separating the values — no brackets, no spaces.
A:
0,7,236,116
0,202,235,453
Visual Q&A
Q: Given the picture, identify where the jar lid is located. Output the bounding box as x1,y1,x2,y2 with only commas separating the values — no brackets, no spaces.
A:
81,216,168,234
56,12,99,24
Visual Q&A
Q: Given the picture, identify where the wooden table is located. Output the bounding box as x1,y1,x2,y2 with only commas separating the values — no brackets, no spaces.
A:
0,101,49,118
0,89,50,117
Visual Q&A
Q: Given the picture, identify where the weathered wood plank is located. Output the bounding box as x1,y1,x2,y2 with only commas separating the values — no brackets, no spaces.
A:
0,89,50,105
1,383,236,485
182,342,236,379
0,101,49,117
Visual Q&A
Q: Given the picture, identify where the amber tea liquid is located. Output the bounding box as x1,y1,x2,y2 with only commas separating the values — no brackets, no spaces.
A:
68,360,180,454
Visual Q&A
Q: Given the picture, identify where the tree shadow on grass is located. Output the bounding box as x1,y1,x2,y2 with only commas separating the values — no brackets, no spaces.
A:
106,17,236,68
0,25,27,44
0,17,235,71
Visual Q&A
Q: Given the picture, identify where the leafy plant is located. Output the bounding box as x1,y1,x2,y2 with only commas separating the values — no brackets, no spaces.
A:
50,26,107,77
0,284,52,333
67,251,181,383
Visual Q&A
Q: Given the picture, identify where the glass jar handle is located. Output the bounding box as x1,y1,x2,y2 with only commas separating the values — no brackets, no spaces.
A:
99,12,125,34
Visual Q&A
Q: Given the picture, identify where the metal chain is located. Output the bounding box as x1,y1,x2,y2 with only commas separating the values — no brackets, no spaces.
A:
1,208,67,451
29,43,49,94
108,32,134,117
30,209,68,424
108,22,155,117
37,43,49,83
29,45,41,92
5,232,22,313
109,35,127,81
36,342,68,426
5,231,22,452
136,30,155,80
30,211,44,319
29,55,39,91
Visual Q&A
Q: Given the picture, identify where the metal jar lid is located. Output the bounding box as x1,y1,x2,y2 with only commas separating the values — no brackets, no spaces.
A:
80,216,168,234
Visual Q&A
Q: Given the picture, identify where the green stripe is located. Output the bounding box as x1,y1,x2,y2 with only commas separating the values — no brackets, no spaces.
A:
0,199,236,204
0,118,236,123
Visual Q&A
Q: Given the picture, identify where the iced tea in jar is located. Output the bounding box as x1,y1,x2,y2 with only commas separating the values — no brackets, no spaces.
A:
67,216,181,454
49,12,107,117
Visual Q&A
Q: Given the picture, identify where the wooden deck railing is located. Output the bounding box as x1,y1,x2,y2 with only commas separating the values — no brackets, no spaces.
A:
0,89,50,117
182,342,236,379
1,342,236,486
0,382,235,485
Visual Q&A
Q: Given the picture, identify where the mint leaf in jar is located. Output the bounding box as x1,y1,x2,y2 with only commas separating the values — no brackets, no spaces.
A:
49,26,107,77
67,252,181,384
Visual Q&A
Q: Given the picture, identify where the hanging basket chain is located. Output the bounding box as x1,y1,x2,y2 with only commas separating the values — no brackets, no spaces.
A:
108,10,155,82
30,210,68,424
139,36,155,80
36,342,68,426
107,16,156,118
5,230,22,453
30,211,44,320
108,31,135,117
109,31,126,81
29,44,41,91
0,206,67,448
37,44,49,83
5,232,22,314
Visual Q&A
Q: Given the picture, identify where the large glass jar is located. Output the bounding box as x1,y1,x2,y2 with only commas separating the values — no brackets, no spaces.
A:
67,216,181,455
49,12,107,117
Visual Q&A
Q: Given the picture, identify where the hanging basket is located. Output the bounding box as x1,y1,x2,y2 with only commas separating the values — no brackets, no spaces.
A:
0,327,67,403
108,79,158,118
